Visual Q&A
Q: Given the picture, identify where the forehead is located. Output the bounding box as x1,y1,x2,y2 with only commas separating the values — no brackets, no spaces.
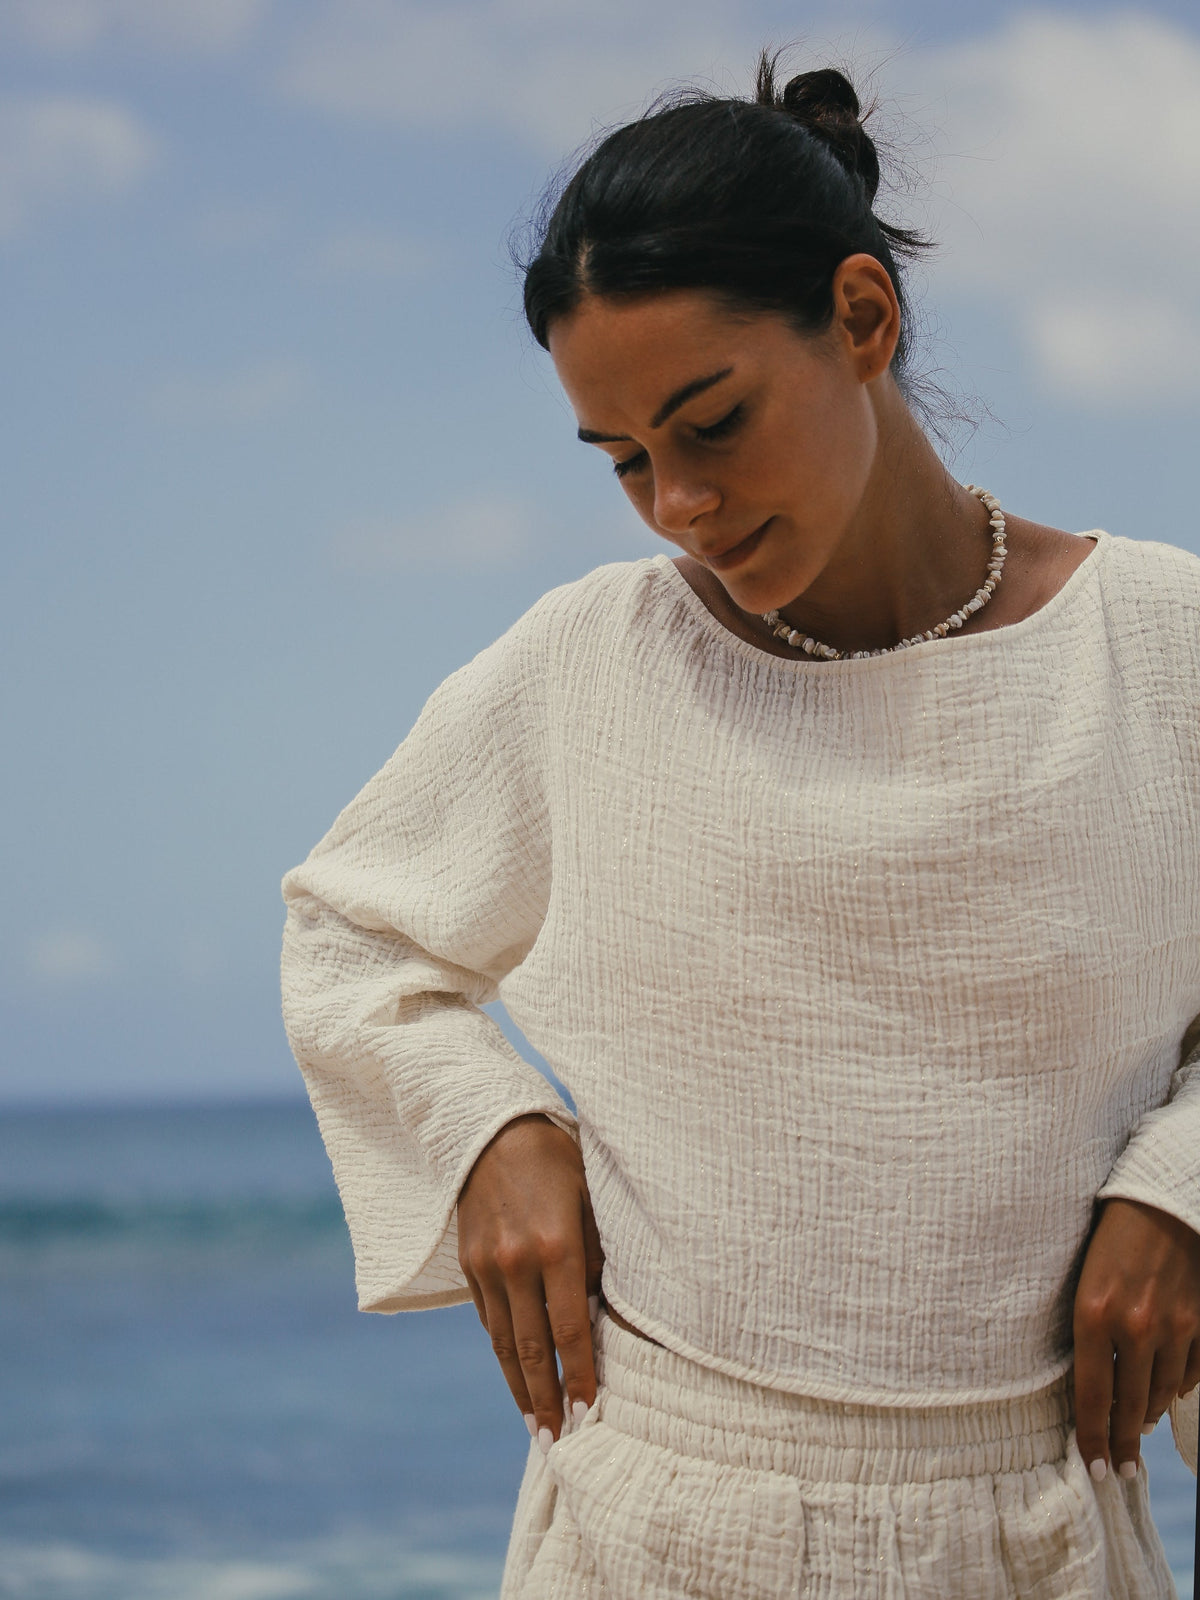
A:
548,290,786,416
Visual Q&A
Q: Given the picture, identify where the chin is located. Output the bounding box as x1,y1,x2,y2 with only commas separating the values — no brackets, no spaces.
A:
720,569,802,617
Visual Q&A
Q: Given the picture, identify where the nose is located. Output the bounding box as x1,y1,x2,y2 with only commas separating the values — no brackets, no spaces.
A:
652,464,721,536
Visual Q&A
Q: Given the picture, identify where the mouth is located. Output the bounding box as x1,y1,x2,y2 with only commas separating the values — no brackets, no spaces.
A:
702,519,771,573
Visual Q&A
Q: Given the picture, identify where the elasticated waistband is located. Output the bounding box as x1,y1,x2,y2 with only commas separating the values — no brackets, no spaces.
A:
592,1310,1075,1486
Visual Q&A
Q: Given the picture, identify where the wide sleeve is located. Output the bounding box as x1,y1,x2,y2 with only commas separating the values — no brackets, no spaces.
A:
1095,1011,1200,1239
280,613,575,1313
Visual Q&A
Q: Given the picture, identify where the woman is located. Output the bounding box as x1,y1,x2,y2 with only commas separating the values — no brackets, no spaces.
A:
281,57,1200,1595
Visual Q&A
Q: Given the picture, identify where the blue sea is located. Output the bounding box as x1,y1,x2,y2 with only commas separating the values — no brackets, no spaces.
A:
0,1102,1194,1600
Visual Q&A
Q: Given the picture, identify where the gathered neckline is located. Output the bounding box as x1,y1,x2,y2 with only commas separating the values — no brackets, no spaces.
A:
651,531,1108,673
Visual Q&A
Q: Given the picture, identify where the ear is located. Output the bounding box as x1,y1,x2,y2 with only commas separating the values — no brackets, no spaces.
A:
830,253,902,383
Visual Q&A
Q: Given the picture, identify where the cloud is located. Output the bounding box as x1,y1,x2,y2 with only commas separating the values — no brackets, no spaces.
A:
28,931,118,983
896,10,1200,403
331,493,537,573
0,0,270,54
275,4,1200,405
0,93,158,239
1025,290,1200,406
277,0,771,154
150,359,314,424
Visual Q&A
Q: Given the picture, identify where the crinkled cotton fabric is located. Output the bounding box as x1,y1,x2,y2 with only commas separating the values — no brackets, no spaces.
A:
281,528,1200,1413
501,1313,1177,1598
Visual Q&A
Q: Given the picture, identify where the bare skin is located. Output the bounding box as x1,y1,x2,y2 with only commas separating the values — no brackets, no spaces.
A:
457,268,1200,1465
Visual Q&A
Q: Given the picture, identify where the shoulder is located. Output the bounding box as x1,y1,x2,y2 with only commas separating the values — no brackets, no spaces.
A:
420,556,669,719
1094,531,1200,642
1098,530,1200,601
516,555,672,643
459,556,671,680
1082,532,1200,709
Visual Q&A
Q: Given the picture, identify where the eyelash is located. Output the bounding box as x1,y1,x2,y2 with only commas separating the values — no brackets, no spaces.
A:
612,403,745,480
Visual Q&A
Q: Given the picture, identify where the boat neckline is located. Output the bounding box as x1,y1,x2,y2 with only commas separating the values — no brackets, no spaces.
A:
651,529,1108,672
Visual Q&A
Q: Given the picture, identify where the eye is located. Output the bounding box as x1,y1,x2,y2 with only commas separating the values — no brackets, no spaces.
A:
694,402,744,443
610,402,744,481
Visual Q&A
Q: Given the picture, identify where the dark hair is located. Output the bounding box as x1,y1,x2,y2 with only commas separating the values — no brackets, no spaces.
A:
521,52,935,406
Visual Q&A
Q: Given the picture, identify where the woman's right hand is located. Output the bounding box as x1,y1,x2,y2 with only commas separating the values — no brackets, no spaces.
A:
457,1113,605,1451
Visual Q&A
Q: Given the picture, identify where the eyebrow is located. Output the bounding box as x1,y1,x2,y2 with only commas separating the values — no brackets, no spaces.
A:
576,366,734,444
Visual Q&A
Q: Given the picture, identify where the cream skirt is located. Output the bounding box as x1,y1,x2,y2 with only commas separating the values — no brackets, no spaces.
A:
500,1310,1177,1599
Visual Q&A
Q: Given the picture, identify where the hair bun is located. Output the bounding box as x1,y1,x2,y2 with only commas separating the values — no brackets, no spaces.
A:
778,68,881,205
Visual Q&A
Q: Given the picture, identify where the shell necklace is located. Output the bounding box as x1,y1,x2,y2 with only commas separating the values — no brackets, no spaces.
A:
761,485,1007,660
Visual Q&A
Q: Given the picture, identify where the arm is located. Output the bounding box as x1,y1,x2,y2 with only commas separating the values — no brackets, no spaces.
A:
280,613,575,1311
1094,1011,1200,1240
1072,1015,1200,1480
281,607,602,1441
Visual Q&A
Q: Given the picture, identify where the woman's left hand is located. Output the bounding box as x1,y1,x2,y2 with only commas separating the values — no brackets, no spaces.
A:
1073,1197,1200,1481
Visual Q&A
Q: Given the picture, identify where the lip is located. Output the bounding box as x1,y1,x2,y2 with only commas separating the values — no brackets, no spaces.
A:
702,520,771,573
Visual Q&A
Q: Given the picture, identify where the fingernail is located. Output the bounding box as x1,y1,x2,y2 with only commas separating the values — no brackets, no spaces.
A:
538,1426,554,1456
1118,1460,1138,1479
588,1295,599,1323
1141,1422,1156,1436
1089,1458,1107,1482
572,1399,588,1424
523,1413,536,1439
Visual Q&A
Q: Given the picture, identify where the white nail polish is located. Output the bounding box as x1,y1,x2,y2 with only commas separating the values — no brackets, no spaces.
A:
1118,1460,1138,1479
523,1413,537,1439
588,1295,599,1323
572,1398,588,1424
1089,1458,1107,1483
539,1426,554,1455
1141,1422,1156,1436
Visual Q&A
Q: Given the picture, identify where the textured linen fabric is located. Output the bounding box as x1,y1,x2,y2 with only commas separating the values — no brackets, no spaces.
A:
281,527,1200,1408
499,1311,1177,1598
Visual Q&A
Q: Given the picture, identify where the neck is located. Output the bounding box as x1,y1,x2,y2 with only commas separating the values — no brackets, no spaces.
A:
747,403,992,656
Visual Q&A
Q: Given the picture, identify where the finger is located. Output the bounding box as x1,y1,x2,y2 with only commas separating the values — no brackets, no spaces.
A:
543,1252,597,1424
1072,1324,1115,1481
476,1280,538,1438
1180,1338,1200,1397
1142,1344,1189,1437
508,1284,567,1451
1109,1336,1155,1479
460,1262,490,1333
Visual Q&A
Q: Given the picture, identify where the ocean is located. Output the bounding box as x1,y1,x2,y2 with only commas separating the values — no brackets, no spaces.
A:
0,1102,1194,1600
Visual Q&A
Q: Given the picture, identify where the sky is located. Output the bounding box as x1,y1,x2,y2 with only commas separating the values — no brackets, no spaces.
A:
4,0,1200,1104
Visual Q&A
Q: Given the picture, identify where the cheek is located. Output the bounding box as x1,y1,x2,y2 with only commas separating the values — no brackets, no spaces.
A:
775,387,873,500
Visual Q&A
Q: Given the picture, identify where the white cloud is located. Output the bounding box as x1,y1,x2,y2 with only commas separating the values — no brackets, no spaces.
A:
28,930,118,982
304,226,439,282
0,0,270,54
150,359,314,425
896,10,1200,403
276,5,1200,407
0,93,158,239
277,0,772,154
1026,290,1200,406
331,492,537,573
